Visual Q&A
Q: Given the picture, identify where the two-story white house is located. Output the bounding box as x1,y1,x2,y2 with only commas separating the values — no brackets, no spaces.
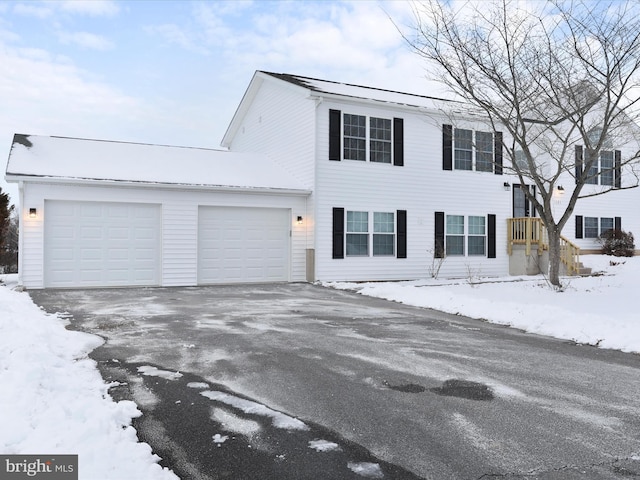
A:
5,70,639,289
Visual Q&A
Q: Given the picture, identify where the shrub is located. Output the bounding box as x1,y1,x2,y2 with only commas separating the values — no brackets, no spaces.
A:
599,229,635,257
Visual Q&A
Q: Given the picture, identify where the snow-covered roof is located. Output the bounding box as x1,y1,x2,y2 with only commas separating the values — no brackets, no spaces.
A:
5,134,309,194
221,70,468,147
260,71,459,110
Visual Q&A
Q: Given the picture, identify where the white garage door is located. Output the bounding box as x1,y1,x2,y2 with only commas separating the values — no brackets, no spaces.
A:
198,206,290,284
44,201,161,288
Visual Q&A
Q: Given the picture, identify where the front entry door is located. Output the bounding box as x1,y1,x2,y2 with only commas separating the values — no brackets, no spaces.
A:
513,184,534,217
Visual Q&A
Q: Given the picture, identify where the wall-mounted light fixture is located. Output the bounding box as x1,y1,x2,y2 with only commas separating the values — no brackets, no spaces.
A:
503,182,510,191
297,216,303,224
557,185,565,191
29,208,37,218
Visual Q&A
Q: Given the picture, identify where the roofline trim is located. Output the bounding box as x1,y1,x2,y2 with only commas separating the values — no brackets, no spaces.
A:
4,173,312,196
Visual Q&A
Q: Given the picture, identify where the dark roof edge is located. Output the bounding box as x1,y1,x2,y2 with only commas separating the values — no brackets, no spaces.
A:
259,71,460,105
10,133,227,153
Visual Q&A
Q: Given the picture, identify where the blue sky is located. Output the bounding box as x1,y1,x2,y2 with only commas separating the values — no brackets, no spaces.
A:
0,0,445,203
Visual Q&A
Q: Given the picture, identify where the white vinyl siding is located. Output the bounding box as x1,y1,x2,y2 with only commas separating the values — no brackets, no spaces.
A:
315,102,513,281
20,182,307,289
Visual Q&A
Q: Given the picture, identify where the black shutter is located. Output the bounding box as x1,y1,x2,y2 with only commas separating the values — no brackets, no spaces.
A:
442,125,453,170
494,132,503,175
615,150,622,188
487,214,496,258
615,216,622,231
329,109,341,161
332,208,344,259
575,215,583,239
435,211,445,258
393,118,404,166
575,145,583,184
397,210,407,258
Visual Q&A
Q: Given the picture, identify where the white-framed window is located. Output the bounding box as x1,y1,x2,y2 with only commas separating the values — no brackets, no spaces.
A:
468,216,486,255
454,129,473,170
344,114,366,161
373,212,395,256
446,215,465,256
600,217,614,235
454,129,494,172
370,118,392,164
343,114,393,164
475,132,494,172
346,210,369,255
585,150,615,186
584,217,599,238
600,151,614,186
584,216,614,238
346,211,396,257
446,215,487,256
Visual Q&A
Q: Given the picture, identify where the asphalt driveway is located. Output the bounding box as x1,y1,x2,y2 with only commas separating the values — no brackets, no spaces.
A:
31,283,640,480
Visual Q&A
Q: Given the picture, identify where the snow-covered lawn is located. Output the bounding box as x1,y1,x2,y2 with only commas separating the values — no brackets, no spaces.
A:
327,255,640,354
0,255,637,479
0,274,177,480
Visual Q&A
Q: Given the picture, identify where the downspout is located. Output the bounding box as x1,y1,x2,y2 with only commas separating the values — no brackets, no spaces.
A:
17,180,24,287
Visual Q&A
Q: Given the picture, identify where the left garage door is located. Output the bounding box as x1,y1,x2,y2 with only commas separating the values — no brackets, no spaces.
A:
44,201,161,288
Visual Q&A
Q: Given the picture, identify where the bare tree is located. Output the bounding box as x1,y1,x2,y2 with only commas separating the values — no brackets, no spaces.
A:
404,0,640,287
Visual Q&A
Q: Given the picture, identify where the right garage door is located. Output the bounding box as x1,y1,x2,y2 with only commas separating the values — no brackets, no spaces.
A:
197,206,290,284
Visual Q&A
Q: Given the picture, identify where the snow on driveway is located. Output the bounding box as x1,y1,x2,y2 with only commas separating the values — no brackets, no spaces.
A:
1,254,639,479
0,275,177,480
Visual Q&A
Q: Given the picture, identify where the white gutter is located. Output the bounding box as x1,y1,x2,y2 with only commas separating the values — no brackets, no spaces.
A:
4,174,312,197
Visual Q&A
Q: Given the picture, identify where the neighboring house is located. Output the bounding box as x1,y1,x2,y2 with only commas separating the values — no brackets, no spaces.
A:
5,71,640,289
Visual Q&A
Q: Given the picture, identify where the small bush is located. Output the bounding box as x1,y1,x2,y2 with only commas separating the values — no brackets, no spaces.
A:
599,229,635,257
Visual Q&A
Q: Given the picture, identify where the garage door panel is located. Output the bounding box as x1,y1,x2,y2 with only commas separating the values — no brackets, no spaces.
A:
198,206,290,284
44,201,160,288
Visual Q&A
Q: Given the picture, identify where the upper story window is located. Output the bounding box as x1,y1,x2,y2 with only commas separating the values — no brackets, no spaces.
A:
575,145,621,188
343,114,366,161
443,124,503,174
329,110,404,166
585,150,615,186
369,118,392,164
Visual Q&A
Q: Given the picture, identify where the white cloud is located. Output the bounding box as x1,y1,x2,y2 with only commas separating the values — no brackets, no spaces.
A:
144,23,207,54
59,0,120,17
12,3,53,19
57,31,114,50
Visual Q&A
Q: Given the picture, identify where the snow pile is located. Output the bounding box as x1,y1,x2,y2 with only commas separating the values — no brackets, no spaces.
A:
0,281,177,480
328,255,640,354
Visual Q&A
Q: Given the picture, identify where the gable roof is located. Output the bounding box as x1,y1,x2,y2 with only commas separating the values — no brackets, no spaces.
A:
5,134,309,194
260,71,458,109
222,70,462,147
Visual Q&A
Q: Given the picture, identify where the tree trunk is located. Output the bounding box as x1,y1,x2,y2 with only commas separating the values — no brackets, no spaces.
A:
547,227,562,287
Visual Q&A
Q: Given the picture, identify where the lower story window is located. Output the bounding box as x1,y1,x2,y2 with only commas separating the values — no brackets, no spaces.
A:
446,215,486,256
346,211,369,256
468,216,486,255
446,215,465,255
600,217,614,235
585,216,614,238
346,211,396,257
373,212,395,256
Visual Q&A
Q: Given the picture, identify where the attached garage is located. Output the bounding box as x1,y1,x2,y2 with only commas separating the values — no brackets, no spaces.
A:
198,206,290,284
44,200,161,288
5,134,311,289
